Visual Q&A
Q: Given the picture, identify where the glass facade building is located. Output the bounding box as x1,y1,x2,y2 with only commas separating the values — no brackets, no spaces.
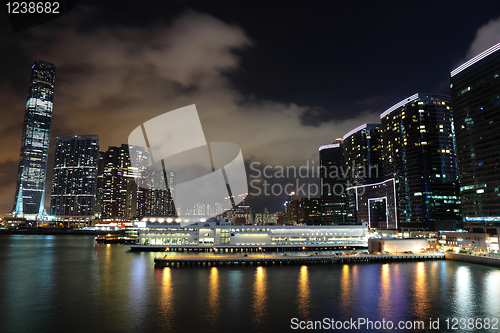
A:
96,144,148,220
319,140,346,224
343,123,384,222
450,42,500,234
285,198,321,224
50,135,99,220
380,93,461,230
11,61,56,219
142,169,176,217
346,178,398,229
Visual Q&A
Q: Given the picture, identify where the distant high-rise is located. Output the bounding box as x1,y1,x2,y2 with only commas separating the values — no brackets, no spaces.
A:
342,123,384,222
319,140,345,224
50,135,99,225
381,93,461,230
142,169,176,217
11,61,56,220
450,42,500,234
285,198,321,224
96,144,148,220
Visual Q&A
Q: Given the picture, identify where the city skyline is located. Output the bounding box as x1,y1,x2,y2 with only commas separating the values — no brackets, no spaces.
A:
2,4,500,333
1,1,500,214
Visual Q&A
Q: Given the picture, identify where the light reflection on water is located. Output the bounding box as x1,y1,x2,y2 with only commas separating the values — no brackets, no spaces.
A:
484,270,500,315
413,262,428,317
1,235,500,333
339,264,352,315
378,263,392,318
453,265,473,316
296,265,310,319
160,268,174,324
252,266,267,328
207,267,220,325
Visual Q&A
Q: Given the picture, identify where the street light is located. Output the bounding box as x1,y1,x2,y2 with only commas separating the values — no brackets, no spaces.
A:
213,247,217,257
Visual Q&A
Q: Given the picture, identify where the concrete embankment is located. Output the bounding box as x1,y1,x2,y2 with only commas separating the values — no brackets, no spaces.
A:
445,252,500,268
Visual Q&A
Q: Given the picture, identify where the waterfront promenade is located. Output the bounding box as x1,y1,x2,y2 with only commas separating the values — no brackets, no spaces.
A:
445,252,500,268
154,253,444,267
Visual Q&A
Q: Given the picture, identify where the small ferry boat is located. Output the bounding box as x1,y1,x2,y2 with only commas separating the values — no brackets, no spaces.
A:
95,234,137,244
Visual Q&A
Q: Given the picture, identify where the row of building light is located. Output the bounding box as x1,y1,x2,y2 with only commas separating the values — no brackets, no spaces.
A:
319,41,500,235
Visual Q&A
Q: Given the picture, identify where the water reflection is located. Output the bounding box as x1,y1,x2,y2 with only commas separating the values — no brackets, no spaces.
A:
413,262,428,317
160,267,174,324
207,267,220,324
252,266,267,327
297,265,310,318
453,266,472,316
99,243,113,306
484,270,500,315
227,271,242,309
34,236,55,306
129,256,147,311
378,263,391,317
340,265,351,309
1,235,500,333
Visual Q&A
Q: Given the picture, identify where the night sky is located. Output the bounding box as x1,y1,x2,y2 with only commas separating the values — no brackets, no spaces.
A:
1,0,500,214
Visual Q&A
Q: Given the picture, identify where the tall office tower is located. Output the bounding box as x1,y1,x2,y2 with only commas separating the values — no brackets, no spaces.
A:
285,198,321,224
11,61,56,220
141,168,176,217
167,170,176,214
125,180,147,220
319,139,346,224
381,93,461,230
342,123,384,222
97,144,148,220
450,42,500,234
94,151,105,219
50,135,99,225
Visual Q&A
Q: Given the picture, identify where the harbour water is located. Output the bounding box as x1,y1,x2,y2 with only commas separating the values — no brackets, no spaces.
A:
1,234,499,333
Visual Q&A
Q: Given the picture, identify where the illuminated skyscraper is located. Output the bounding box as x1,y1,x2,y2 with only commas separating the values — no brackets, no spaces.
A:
142,169,176,217
342,123,384,222
285,198,321,224
50,135,99,225
381,93,461,230
11,61,55,220
450,42,500,234
319,140,345,224
96,144,148,220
